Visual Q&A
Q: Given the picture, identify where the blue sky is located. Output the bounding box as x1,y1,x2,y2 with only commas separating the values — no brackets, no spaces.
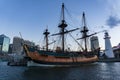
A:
0,0,120,50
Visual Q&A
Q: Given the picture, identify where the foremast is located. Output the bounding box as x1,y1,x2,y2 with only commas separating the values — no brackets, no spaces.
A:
43,29,50,51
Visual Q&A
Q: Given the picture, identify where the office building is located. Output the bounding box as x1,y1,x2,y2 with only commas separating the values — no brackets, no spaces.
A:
90,36,99,51
0,34,10,53
12,37,23,54
12,37,35,54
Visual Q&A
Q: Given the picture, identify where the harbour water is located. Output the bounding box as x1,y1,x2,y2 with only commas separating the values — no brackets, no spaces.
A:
0,62,120,80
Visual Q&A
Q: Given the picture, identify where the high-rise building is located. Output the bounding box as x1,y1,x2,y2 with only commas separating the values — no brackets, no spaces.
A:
12,37,35,54
0,34,10,53
12,37,23,54
90,36,99,51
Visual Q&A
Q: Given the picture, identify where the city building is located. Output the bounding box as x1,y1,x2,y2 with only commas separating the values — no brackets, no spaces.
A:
12,37,35,54
24,40,35,47
12,37,23,54
90,36,99,51
113,43,120,58
0,34,10,53
8,44,13,53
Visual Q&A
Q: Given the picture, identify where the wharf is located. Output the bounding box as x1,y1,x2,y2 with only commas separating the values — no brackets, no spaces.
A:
97,58,120,62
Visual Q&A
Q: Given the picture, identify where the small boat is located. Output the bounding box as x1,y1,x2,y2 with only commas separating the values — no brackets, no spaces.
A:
23,3,98,67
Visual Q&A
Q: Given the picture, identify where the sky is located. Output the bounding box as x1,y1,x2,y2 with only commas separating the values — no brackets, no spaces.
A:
0,0,120,50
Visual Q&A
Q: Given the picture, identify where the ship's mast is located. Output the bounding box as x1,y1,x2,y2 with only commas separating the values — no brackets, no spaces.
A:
81,12,89,53
58,3,67,52
51,3,79,52
43,29,50,51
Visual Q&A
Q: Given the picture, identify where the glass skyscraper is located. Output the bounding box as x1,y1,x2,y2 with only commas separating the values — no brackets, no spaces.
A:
0,34,10,53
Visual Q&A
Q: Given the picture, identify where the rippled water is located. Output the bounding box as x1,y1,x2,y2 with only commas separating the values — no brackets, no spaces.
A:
0,62,120,80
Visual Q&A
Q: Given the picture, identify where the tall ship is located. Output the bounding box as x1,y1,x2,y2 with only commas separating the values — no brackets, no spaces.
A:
23,3,99,67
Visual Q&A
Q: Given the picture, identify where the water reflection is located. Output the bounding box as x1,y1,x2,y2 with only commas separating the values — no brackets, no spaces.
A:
96,63,120,80
23,64,98,80
1,62,120,80
23,67,71,80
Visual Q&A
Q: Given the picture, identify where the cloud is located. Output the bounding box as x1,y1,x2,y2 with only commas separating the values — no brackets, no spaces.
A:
105,0,120,28
106,15,120,28
106,0,120,14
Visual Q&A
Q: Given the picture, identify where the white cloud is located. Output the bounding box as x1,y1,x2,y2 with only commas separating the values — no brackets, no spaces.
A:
106,0,120,44
109,25,120,46
106,0,120,17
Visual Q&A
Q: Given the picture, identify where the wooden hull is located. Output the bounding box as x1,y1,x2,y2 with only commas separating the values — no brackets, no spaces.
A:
27,59,97,67
24,45,98,67
26,52,98,67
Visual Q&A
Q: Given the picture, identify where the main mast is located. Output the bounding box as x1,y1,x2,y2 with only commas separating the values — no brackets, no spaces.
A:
58,3,67,52
43,29,50,51
81,12,89,53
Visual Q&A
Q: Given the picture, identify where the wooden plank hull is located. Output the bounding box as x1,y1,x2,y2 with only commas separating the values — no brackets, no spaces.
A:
24,45,98,67
27,60,96,67
26,52,98,67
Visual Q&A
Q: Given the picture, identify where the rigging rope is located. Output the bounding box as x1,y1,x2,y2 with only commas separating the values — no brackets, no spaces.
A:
67,31,84,51
64,5,78,27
